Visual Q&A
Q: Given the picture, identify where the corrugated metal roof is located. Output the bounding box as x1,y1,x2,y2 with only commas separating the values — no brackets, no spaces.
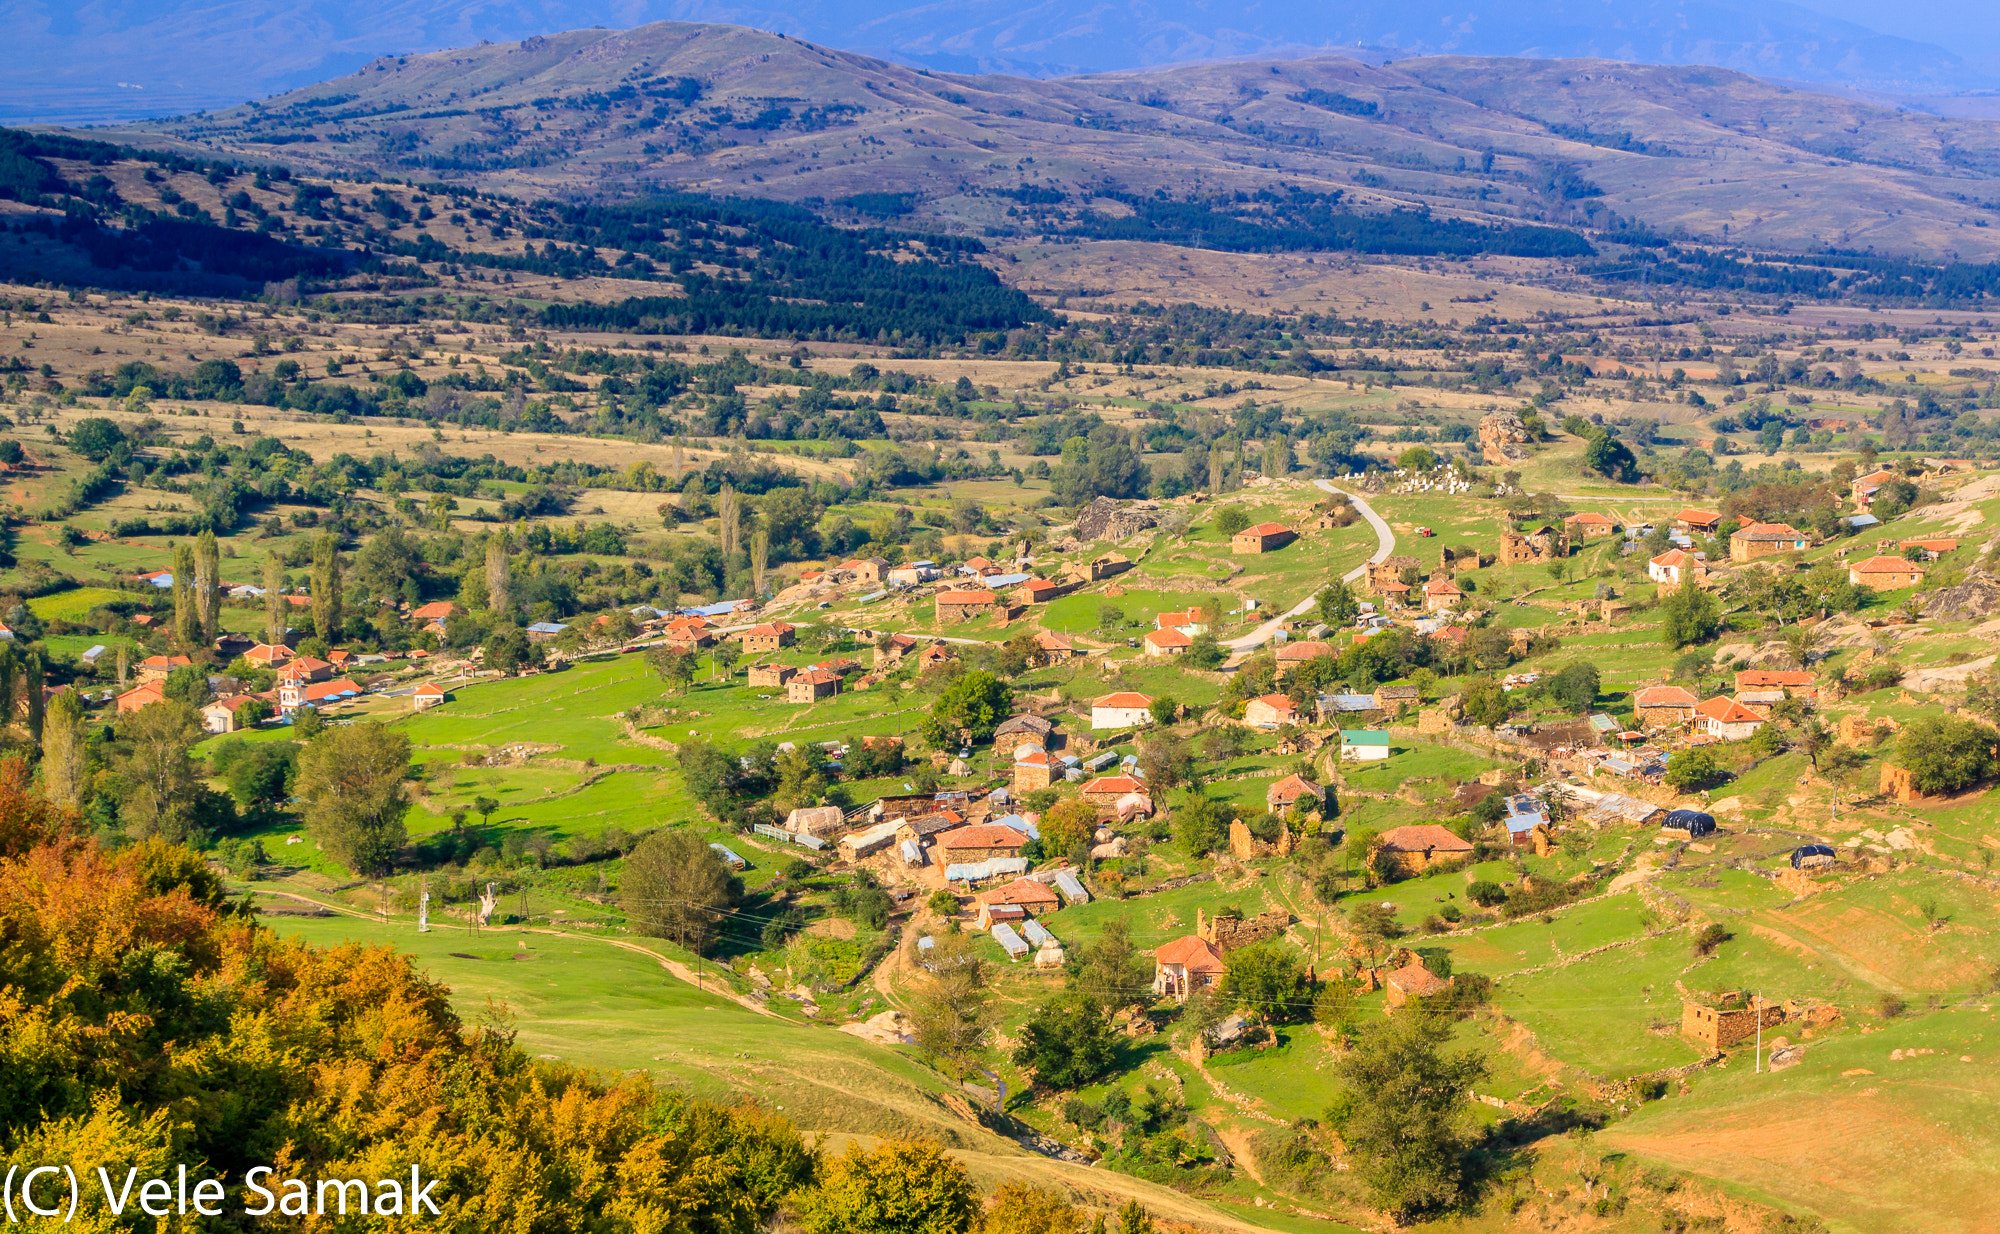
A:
989,814,1041,840
982,573,1032,588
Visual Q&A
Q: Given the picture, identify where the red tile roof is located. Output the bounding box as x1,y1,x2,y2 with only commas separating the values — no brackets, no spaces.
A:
1277,640,1332,661
1376,824,1475,854
1142,628,1192,648
1634,685,1699,708
936,590,998,605
1694,697,1764,724
978,878,1060,908
1154,935,1226,974
1082,774,1143,795
1850,555,1924,576
1241,522,1292,537
1093,692,1153,709
1734,670,1814,688
936,824,1029,851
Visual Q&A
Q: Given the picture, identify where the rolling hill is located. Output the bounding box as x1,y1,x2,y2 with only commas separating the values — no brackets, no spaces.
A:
6,0,1991,124
98,22,2000,260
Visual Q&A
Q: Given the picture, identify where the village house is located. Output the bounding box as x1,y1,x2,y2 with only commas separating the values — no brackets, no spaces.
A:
1150,609,1206,638
787,667,841,703
1372,683,1420,711
286,656,335,683
1850,468,1904,509
116,681,166,713
1847,555,1925,589
1151,935,1227,1002
1374,824,1474,877
1898,538,1958,560
995,713,1056,743
836,820,903,863
1734,670,1818,702
935,589,998,625
838,557,889,583
1729,522,1811,562
1681,995,1785,1050
1692,696,1765,741
1031,629,1079,666
1633,685,1700,729
975,878,1061,930
200,695,263,735
747,663,797,689
1012,747,1054,794
1244,693,1299,730
1080,773,1143,805
1266,774,1325,814
1423,577,1463,612
1647,548,1706,589
1090,691,1154,730
1340,729,1391,761
935,823,1029,865
1385,959,1454,1012
1374,579,1412,606
242,643,296,668
895,810,966,850
1016,578,1062,606
135,654,193,682
873,633,921,665
737,622,796,653
1673,508,1723,535
1231,522,1297,554
1564,512,1617,539
1274,641,1332,681
412,682,448,711
661,617,715,649
1141,627,1192,657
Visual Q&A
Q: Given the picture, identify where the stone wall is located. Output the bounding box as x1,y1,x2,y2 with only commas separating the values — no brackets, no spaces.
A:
1196,907,1291,952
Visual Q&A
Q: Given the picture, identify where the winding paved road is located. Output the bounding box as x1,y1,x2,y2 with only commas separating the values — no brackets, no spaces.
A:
1220,480,1397,652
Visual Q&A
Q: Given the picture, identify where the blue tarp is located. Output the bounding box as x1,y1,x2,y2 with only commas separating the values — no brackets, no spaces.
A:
990,814,1041,841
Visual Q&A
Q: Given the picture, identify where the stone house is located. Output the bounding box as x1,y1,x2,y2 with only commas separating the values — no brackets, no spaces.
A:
1265,773,1324,814
1274,640,1332,681
1017,578,1063,605
1847,555,1925,589
1633,685,1699,728
1681,995,1784,1049
1372,683,1420,711
1366,555,1421,594
1012,748,1054,794
1385,960,1454,1012
935,824,1028,865
839,557,889,583
935,589,998,624
738,622,796,653
1899,537,1958,559
1729,522,1810,562
787,667,841,703
975,878,1061,930
1141,628,1192,657
1231,522,1297,554
1423,577,1463,611
1564,512,1617,539
1032,629,1078,665
1499,525,1565,565
915,643,956,671
747,663,797,689
200,695,262,734
1080,773,1143,804
1373,824,1474,877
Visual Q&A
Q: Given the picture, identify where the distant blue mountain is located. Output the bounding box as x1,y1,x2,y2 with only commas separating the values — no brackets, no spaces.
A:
1,0,1987,123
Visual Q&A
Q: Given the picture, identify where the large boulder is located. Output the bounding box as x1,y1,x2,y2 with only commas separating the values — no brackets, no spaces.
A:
1073,496,1159,542
1921,568,2000,621
1478,410,1534,462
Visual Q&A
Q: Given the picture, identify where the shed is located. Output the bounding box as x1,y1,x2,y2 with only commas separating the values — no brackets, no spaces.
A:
991,923,1030,960
1662,809,1717,838
1340,730,1392,761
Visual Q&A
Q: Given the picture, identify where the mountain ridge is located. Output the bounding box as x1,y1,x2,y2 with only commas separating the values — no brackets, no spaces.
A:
83,22,2000,262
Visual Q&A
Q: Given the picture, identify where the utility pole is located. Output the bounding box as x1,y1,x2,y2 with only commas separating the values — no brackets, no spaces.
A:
1755,990,1763,1074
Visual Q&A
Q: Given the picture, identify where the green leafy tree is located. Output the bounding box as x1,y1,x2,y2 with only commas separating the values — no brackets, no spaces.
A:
920,670,1012,748
294,722,412,875
1040,798,1097,862
1215,505,1253,537
1316,581,1359,625
1067,918,1155,1015
982,1184,1082,1234
486,624,539,676
1220,941,1314,1022
1659,583,1722,649
310,531,343,644
1662,747,1719,792
1174,789,1227,857
1011,991,1118,1089
162,663,212,709
1329,1014,1488,1221
646,644,698,694
1147,695,1177,726
1545,662,1600,714
1187,634,1225,670
1116,1199,1156,1234
68,417,127,461
906,934,995,1081
620,828,744,956
1898,715,1997,795
1583,430,1639,481
796,1138,977,1234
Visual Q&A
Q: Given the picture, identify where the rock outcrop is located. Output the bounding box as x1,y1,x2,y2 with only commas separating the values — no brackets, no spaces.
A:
1073,496,1159,542
1478,410,1534,461
1921,568,2000,621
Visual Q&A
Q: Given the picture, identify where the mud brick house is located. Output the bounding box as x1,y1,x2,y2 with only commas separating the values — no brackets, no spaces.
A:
1366,555,1421,594
1232,522,1297,554
1729,522,1810,562
747,663,796,689
1423,577,1463,612
1681,995,1784,1049
1633,685,1699,729
737,622,796,653
935,589,998,625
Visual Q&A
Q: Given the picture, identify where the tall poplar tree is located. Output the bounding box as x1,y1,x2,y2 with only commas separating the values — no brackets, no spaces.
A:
263,553,287,645
172,544,200,650
194,530,222,642
311,533,342,643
